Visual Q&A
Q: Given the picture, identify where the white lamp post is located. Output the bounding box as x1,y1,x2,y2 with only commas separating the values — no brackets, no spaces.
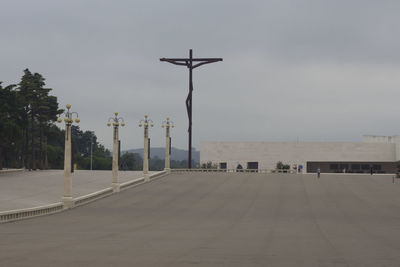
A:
107,112,125,192
161,117,174,172
139,115,153,181
57,104,80,209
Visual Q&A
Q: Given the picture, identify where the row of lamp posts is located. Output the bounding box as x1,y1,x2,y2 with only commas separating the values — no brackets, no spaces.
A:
57,104,174,208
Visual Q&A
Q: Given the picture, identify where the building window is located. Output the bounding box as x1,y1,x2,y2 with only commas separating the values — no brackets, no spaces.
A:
361,164,370,170
373,164,382,171
330,164,338,170
247,162,258,170
351,164,361,170
339,164,349,170
219,162,227,169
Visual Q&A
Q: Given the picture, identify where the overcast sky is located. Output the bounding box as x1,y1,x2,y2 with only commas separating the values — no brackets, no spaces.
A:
1,0,400,151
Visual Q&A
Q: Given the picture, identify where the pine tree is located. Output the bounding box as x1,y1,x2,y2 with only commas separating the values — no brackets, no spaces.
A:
0,82,21,169
16,69,60,170
17,69,36,169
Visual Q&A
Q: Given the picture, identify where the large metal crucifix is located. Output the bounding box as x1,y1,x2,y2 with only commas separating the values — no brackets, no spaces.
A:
160,49,222,169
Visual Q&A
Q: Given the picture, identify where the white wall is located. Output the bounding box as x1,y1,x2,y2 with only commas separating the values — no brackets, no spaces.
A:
200,141,396,171
363,135,400,161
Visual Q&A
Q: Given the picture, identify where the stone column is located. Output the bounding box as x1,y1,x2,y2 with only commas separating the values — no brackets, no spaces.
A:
112,126,120,192
165,126,170,172
143,125,149,180
62,124,74,208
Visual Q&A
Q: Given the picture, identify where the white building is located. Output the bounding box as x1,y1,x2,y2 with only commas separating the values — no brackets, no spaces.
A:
200,135,400,173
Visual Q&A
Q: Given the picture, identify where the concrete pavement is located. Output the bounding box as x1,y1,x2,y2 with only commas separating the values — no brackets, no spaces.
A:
0,170,149,211
1,173,400,266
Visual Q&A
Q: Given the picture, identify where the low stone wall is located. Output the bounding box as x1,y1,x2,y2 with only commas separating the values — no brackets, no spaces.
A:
171,169,297,174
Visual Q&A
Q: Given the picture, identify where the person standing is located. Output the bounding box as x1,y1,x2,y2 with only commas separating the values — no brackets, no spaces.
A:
370,166,373,175
317,168,321,179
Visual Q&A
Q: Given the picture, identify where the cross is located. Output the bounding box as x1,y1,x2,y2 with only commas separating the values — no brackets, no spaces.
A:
160,49,223,168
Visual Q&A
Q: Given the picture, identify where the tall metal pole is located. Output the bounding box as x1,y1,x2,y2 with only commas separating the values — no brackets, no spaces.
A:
188,49,193,168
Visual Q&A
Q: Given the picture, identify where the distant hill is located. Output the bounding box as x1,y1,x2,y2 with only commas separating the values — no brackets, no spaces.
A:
123,147,200,163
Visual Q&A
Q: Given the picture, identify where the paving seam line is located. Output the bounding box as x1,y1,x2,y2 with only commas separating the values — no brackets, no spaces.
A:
0,170,169,224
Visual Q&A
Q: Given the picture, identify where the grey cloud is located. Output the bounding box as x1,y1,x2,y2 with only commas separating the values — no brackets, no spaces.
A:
1,0,400,151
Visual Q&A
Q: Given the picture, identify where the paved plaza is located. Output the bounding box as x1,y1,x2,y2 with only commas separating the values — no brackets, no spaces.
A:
1,172,400,266
0,170,148,211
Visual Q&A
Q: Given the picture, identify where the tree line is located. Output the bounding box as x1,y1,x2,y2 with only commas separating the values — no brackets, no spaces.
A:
0,69,116,170
1,69,193,171
0,69,61,170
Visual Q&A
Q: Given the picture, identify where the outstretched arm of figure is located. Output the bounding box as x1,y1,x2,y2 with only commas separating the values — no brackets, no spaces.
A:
160,58,189,66
192,59,222,69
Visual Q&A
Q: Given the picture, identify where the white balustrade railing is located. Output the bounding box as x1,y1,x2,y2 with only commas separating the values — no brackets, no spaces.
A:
120,177,145,190
74,188,114,207
0,202,64,223
0,170,170,224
